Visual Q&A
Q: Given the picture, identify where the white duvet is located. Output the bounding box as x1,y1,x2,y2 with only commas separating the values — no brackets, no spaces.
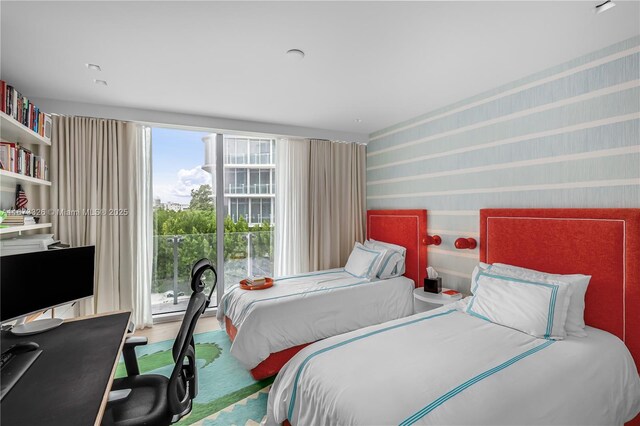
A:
266,299,640,426
217,268,414,369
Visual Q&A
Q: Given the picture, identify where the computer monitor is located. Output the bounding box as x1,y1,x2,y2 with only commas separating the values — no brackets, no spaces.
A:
1,246,95,334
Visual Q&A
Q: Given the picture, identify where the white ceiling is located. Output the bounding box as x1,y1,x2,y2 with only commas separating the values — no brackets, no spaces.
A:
2,1,639,135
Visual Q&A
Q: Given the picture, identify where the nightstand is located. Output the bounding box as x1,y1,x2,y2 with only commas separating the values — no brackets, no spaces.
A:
413,287,462,313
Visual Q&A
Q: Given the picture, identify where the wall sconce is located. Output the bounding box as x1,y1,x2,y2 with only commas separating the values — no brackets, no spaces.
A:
455,237,477,250
426,235,442,246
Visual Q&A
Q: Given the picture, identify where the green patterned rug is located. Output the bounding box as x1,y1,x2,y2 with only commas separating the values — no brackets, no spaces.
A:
115,330,273,425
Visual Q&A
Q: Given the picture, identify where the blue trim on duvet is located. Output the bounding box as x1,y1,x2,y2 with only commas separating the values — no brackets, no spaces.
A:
287,309,457,420
399,340,555,426
276,269,346,282
466,271,560,339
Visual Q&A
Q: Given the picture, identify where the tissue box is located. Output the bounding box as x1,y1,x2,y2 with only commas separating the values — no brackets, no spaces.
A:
424,277,442,294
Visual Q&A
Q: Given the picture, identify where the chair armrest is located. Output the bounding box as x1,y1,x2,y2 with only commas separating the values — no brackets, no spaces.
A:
122,336,148,376
125,336,148,346
108,389,131,403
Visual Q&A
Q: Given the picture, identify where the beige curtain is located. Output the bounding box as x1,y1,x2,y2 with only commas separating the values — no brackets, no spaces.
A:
50,116,153,328
308,139,366,270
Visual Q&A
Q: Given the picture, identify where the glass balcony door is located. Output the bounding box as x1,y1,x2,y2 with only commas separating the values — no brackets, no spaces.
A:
151,130,276,317
151,127,218,315
222,136,275,287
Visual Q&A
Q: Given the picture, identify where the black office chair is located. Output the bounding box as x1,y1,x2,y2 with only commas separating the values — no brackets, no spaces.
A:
102,258,217,426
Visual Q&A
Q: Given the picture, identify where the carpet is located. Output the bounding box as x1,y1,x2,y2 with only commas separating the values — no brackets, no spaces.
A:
115,330,273,425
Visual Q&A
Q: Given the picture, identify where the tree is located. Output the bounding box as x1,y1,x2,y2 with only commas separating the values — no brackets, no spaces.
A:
152,203,274,295
189,184,214,210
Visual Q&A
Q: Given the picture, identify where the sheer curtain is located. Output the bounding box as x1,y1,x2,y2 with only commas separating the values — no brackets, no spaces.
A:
50,116,153,328
133,126,154,327
274,138,310,276
275,138,366,275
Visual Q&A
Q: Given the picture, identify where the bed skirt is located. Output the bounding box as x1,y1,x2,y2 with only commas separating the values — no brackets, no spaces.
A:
224,316,313,380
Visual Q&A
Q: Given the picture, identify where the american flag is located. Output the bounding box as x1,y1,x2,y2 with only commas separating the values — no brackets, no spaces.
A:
15,185,27,209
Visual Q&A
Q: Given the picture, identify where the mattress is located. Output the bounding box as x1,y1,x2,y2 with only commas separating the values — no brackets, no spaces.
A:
265,298,640,426
217,268,414,369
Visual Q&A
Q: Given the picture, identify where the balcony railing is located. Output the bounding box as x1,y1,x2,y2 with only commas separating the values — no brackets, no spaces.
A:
151,230,274,315
226,183,274,195
224,154,272,165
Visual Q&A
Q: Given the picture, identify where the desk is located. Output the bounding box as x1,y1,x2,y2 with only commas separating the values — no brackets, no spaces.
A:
1,311,131,426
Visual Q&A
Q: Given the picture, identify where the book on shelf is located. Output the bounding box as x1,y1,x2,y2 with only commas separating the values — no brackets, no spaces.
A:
0,80,51,141
0,234,57,255
3,214,37,226
0,81,5,113
0,141,48,180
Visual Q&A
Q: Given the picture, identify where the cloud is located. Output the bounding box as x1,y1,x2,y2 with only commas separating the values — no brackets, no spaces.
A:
170,167,211,197
153,167,212,203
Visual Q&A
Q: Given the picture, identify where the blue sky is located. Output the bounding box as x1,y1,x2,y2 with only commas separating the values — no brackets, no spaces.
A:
152,127,212,204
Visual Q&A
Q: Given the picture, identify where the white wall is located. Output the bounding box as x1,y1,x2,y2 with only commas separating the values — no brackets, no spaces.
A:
32,98,369,144
367,36,640,293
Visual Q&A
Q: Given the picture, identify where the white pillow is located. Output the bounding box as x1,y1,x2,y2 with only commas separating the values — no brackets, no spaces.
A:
466,269,572,340
364,239,406,278
490,263,591,337
344,243,385,280
368,239,406,257
377,251,405,279
470,262,491,291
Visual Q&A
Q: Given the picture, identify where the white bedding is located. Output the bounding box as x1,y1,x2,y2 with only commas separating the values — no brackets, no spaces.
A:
265,299,640,426
217,268,414,369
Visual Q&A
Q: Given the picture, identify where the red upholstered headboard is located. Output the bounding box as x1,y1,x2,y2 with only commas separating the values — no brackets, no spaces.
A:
480,209,640,372
367,209,428,287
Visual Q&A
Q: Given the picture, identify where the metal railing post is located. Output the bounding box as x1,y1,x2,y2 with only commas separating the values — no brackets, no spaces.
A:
167,235,184,305
247,232,253,277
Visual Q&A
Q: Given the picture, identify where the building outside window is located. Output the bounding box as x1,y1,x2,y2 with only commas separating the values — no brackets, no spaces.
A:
215,136,275,226
202,133,276,289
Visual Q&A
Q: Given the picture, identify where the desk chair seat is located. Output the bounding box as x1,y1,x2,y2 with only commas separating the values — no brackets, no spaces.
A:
104,374,173,426
102,259,216,426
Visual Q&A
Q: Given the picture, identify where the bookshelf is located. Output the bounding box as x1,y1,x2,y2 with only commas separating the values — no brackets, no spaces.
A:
0,223,52,235
0,169,51,187
0,105,52,236
1,111,51,147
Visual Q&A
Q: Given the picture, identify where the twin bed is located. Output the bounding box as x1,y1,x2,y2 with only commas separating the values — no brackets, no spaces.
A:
219,208,640,425
217,210,428,379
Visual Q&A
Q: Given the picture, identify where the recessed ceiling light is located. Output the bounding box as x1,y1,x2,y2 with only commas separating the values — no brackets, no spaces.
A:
354,119,362,123
85,63,102,71
594,0,616,14
94,79,108,86
286,49,305,60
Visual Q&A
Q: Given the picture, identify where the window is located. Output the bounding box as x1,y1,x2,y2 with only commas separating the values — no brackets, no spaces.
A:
249,139,260,164
251,199,261,224
151,127,216,316
151,131,276,317
229,197,249,222
223,135,276,285
263,198,272,223
260,140,271,164
261,169,271,193
225,168,247,194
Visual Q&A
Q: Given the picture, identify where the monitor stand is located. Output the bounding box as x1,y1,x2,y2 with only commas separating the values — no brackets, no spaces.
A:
11,318,63,336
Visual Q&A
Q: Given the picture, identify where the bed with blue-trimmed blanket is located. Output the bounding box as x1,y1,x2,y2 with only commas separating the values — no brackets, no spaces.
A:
265,298,640,426
217,268,414,371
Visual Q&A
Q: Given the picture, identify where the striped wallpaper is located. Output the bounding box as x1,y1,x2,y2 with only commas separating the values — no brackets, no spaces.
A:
366,36,640,293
